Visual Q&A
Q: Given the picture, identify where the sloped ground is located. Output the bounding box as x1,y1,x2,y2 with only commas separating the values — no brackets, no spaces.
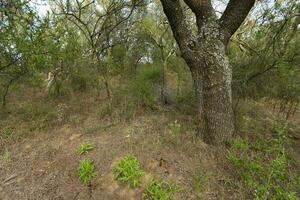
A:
0,91,299,200
0,116,231,200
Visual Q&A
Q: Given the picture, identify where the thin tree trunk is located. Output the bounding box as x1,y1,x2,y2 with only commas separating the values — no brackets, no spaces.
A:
2,79,13,107
104,80,111,99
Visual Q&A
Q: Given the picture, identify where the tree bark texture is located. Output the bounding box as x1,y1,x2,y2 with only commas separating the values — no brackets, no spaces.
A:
160,0,255,144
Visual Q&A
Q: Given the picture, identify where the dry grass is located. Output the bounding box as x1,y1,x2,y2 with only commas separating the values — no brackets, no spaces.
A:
0,89,299,199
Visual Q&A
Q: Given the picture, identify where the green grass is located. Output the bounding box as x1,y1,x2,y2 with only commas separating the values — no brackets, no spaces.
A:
143,179,182,200
78,143,94,155
113,154,145,187
78,159,97,186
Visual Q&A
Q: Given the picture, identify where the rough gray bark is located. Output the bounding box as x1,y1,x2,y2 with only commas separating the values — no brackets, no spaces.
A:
160,0,255,144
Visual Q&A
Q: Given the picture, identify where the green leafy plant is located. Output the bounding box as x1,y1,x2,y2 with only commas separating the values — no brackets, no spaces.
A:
78,159,97,186
78,143,94,155
228,127,299,200
113,154,145,187
143,179,182,200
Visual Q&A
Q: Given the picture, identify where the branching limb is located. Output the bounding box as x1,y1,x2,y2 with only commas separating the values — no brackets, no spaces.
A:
220,0,256,45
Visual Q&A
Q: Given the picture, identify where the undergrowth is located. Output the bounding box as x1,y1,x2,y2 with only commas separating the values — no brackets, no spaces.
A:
17,102,59,131
143,179,181,200
228,126,299,199
113,154,145,187
78,143,94,155
78,159,97,186
193,168,207,199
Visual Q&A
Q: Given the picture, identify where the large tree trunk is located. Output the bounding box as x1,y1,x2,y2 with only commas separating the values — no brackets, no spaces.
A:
200,39,234,143
186,36,234,143
160,0,255,144
178,19,234,144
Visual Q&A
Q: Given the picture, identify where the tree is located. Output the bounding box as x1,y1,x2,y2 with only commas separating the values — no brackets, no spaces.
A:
53,0,144,99
0,0,47,106
229,0,300,119
159,0,255,144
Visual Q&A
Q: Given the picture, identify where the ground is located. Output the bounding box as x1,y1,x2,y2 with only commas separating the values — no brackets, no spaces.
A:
0,90,299,200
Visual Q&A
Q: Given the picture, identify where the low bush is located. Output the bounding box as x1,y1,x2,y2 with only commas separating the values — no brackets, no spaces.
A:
78,159,97,186
78,143,94,155
114,154,145,187
143,179,181,200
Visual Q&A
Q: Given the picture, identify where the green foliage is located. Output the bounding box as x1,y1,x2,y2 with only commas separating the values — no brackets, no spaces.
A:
139,66,163,84
78,143,94,155
228,127,299,200
133,80,156,109
131,65,164,109
143,179,182,200
78,159,97,186
230,0,300,104
113,154,145,187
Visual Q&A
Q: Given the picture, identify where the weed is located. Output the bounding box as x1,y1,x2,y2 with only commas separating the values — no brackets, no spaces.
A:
168,120,181,143
78,143,94,155
143,179,182,200
114,154,145,187
78,159,97,186
228,127,299,199
0,128,13,139
193,169,207,198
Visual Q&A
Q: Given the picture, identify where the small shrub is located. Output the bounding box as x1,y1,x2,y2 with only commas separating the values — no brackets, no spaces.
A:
134,80,156,109
139,66,163,83
114,154,145,187
78,159,97,186
143,179,181,200
78,143,94,155
133,65,163,109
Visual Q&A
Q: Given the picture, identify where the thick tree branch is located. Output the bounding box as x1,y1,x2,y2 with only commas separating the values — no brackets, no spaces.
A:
220,0,255,45
183,0,213,17
160,0,194,53
183,0,214,28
